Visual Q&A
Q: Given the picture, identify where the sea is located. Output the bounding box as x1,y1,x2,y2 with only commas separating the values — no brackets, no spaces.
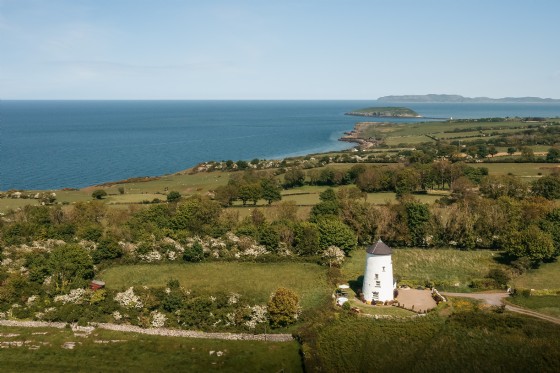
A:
2,100,560,190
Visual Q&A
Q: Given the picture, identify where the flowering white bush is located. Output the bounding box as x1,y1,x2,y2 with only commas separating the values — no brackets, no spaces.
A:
228,293,241,305
26,295,38,306
244,305,267,329
114,287,143,309
167,251,177,261
150,310,167,328
54,288,87,304
321,246,345,267
112,311,123,321
0,312,6,319
139,250,162,262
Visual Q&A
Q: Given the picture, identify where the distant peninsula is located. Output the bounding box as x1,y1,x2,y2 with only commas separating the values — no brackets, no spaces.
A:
377,94,560,103
345,106,421,118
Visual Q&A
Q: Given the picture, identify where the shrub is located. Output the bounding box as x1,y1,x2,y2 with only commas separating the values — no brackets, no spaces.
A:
167,191,181,203
183,242,204,262
91,189,107,200
267,287,300,328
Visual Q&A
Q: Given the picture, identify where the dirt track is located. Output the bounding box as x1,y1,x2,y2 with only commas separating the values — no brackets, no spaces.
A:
442,291,560,325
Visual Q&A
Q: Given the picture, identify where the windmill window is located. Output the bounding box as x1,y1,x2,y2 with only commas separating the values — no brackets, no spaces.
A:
382,266,386,272
375,274,379,280
375,281,381,287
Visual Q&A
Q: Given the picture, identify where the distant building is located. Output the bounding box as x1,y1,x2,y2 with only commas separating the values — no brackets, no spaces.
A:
362,240,396,303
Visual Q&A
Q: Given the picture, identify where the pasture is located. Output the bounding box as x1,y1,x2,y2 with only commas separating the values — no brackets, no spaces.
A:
512,260,560,290
99,262,331,310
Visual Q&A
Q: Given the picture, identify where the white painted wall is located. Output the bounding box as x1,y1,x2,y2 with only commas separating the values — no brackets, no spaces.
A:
362,253,394,302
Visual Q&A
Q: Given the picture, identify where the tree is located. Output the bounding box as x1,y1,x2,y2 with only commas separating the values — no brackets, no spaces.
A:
91,189,107,200
488,145,498,157
316,218,357,255
507,147,517,156
172,196,222,235
267,288,300,328
504,225,555,263
404,200,431,247
166,191,181,203
546,147,560,162
92,237,123,263
532,175,560,200
283,168,305,188
49,244,94,291
260,178,282,205
294,222,320,255
238,183,262,206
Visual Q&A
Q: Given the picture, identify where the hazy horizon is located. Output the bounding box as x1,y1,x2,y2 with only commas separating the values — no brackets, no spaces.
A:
1,1,559,100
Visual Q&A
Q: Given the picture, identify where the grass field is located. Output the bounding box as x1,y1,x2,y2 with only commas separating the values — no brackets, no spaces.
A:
343,248,509,290
99,262,330,310
306,311,560,372
507,295,560,318
483,163,560,177
512,260,560,290
0,325,302,373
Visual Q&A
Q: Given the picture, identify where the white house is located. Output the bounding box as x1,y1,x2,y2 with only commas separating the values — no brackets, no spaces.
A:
362,240,396,303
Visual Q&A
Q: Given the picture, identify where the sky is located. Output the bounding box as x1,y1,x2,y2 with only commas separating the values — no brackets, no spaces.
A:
1,0,559,100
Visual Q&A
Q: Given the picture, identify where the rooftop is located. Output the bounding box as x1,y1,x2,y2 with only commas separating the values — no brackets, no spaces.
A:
366,240,392,255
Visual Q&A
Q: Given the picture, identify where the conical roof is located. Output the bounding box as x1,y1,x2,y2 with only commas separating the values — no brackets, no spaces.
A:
366,239,392,255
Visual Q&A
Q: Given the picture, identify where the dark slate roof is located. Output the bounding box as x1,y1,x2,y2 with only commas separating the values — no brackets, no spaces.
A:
366,240,392,255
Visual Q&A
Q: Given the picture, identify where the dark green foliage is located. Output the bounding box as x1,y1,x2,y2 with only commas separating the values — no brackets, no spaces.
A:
294,222,320,255
486,268,510,288
183,242,204,262
48,244,94,291
166,191,181,203
260,178,282,205
172,196,222,235
404,200,431,247
546,147,560,162
532,174,560,199
77,224,103,241
24,250,51,284
91,189,107,200
258,224,280,251
92,237,124,263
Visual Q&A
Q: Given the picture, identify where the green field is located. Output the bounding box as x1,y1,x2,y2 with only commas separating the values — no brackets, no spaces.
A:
100,262,330,310
512,260,560,290
304,311,560,372
507,295,560,318
343,248,509,290
0,326,302,373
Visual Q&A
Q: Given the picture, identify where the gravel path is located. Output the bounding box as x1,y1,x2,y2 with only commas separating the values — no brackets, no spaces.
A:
0,320,293,342
441,292,508,306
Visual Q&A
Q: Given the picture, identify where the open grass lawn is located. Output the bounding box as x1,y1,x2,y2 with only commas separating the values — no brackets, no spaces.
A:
507,295,560,318
483,163,560,177
306,311,560,372
0,326,302,373
343,248,508,290
100,262,330,310
512,260,560,290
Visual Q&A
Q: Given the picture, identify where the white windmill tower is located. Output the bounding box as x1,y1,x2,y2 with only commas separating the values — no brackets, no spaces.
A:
362,240,395,303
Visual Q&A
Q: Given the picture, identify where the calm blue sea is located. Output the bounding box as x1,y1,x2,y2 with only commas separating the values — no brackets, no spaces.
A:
2,100,560,190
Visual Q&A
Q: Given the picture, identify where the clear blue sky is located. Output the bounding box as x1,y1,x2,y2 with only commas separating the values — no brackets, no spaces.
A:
1,0,559,99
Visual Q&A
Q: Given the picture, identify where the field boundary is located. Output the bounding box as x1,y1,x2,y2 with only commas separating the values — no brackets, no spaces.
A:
0,320,294,342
